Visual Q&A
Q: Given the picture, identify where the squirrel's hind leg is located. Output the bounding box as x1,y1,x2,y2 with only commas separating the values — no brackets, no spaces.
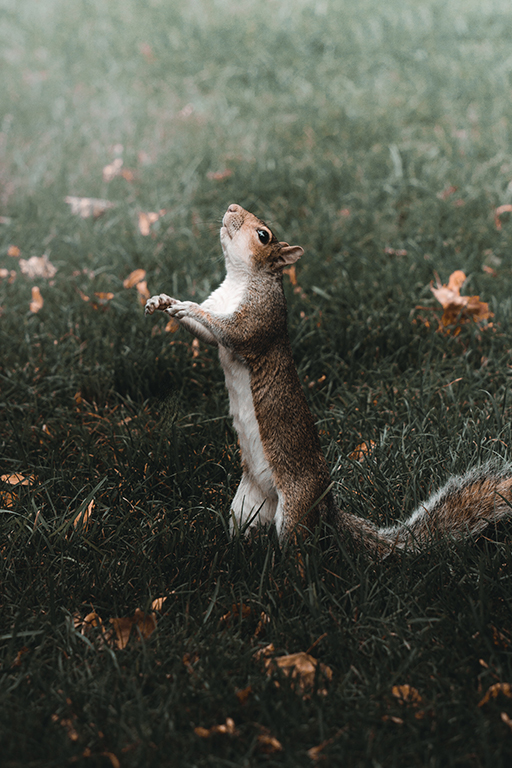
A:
230,473,277,536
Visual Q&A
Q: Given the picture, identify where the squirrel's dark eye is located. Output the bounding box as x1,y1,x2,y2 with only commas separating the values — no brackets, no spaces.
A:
257,229,270,245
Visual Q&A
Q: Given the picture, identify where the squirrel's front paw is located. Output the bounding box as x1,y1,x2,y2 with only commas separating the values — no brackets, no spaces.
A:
145,294,178,315
166,300,197,319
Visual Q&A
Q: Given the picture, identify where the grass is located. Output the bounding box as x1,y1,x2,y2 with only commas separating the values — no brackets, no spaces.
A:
2,0,512,764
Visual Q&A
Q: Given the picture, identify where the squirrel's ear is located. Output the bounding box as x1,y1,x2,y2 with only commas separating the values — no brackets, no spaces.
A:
275,242,304,267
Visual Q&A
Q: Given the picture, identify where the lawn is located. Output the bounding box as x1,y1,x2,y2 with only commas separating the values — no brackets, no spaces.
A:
2,0,512,764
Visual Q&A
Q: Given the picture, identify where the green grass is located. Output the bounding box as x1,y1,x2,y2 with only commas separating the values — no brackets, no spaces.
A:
3,0,512,764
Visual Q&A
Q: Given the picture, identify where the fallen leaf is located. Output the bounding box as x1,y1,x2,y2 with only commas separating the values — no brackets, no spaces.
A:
11,646,29,667
220,603,251,626
123,269,146,289
382,715,404,725
283,264,298,285
430,270,492,333
7,245,20,257
256,733,283,753
437,185,458,200
235,685,252,705
495,204,512,230
151,597,166,612
1,473,33,486
136,280,150,302
392,685,423,705
478,682,512,707
307,728,347,761
165,317,180,333
94,292,114,303
65,196,115,219
138,211,162,236
30,286,44,312
260,648,332,697
349,440,376,462
194,718,237,738
20,254,57,279
207,169,232,181
73,499,94,531
102,158,123,182
109,608,157,650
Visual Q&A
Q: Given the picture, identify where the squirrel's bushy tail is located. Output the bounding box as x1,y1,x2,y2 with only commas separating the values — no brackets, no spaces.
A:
335,463,512,555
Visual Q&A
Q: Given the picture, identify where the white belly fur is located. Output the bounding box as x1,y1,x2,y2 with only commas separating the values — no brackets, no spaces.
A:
203,275,277,529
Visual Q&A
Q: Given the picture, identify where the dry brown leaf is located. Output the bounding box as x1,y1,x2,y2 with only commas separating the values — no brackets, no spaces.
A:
65,196,115,219
430,270,492,332
1,473,33,486
256,733,283,753
123,269,146,289
283,264,298,285
478,682,512,707
207,169,232,181
109,608,157,650
220,603,251,626
349,440,376,462
391,684,423,705
495,204,512,230
138,211,162,236
254,611,270,638
194,718,237,738
136,280,150,303
29,286,44,313
73,499,94,531
151,597,166,612
103,158,123,182
165,317,180,333
262,650,332,697
52,714,79,742
7,245,20,257
21,254,56,279
235,685,252,706
94,292,114,302
11,646,29,667
382,715,404,725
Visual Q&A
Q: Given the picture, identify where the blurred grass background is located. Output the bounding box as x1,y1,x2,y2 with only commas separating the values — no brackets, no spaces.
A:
3,0,512,765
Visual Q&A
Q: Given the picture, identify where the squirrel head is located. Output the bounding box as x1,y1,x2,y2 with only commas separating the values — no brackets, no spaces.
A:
220,203,304,275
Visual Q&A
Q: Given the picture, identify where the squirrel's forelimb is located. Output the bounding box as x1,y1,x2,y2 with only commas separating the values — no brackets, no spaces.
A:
145,204,512,554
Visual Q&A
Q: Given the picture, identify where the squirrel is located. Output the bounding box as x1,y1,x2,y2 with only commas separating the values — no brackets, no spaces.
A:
145,203,512,554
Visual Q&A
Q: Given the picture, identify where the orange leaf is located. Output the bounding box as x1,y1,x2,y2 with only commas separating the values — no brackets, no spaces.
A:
283,264,298,285
102,158,123,182
392,684,423,705
65,196,115,219
136,280,150,302
29,286,44,313
478,682,512,707
138,211,161,236
1,473,33,486
21,255,56,279
262,650,332,697
165,317,180,333
73,499,94,531
495,204,512,230
349,440,376,462
194,718,237,738
94,292,114,301
256,733,283,753
430,270,492,332
7,245,20,258
206,169,232,181
123,269,146,289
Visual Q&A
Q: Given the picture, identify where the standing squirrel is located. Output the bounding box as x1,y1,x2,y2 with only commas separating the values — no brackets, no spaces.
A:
145,203,512,554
